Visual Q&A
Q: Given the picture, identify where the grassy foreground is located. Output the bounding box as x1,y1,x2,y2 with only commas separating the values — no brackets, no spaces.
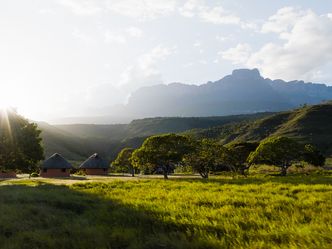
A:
0,175,332,249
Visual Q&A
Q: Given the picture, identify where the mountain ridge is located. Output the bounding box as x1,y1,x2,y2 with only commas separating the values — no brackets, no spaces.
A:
126,68,332,118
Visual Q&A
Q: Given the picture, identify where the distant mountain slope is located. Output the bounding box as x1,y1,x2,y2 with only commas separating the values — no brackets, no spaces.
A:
37,122,91,160
54,113,271,140
186,102,332,155
126,69,332,117
38,113,271,161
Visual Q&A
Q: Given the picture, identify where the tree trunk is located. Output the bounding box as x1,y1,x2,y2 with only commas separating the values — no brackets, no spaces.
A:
131,168,135,177
162,165,168,179
163,171,168,179
240,165,250,177
280,166,288,176
199,171,209,179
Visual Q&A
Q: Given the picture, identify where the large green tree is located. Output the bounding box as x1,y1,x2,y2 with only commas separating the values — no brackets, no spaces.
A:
303,144,326,167
112,147,136,176
182,139,229,178
247,136,302,176
227,142,259,175
0,109,44,174
131,134,192,179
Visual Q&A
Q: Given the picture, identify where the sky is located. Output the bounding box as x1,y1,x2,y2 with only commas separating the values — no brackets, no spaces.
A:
0,0,332,121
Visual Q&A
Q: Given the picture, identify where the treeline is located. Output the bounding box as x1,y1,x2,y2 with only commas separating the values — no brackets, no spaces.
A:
0,110,326,178
0,109,44,174
112,134,326,179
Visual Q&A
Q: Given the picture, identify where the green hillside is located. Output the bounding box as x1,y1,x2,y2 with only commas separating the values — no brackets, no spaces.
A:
186,102,332,155
38,113,271,161
38,102,332,161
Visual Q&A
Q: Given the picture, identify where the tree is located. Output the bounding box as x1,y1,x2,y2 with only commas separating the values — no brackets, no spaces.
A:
182,139,229,178
131,134,192,179
303,144,326,166
227,142,259,175
247,136,302,176
0,109,44,174
112,148,136,176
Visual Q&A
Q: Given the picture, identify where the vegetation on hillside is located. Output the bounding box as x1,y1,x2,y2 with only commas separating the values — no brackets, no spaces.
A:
38,113,271,161
185,103,332,156
0,109,44,174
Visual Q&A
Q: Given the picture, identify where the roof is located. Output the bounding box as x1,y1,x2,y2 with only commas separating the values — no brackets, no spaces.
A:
79,153,109,169
41,153,72,169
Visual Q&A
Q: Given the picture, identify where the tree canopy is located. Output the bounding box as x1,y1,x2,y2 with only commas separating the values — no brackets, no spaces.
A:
247,136,303,175
0,109,44,173
112,147,136,176
131,134,192,179
303,144,326,167
182,139,229,178
227,142,259,175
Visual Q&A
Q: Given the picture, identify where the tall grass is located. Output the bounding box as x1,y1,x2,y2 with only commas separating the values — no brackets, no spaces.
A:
0,174,331,249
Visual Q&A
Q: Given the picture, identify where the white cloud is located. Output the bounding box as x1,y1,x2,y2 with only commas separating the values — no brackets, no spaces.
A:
193,41,201,47
199,6,241,25
261,6,309,38
137,45,176,74
216,34,234,42
72,28,95,44
56,0,102,16
179,1,256,29
119,45,176,91
179,0,202,17
126,27,143,38
104,31,127,44
106,0,177,20
220,43,252,65
222,8,332,81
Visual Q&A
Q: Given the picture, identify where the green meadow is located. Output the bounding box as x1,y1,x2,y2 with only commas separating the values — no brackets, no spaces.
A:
0,174,332,249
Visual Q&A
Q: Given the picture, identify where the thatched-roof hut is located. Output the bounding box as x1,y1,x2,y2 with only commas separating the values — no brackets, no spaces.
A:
0,171,16,178
79,153,109,175
40,153,72,177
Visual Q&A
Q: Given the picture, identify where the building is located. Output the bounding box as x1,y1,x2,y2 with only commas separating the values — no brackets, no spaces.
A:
0,171,16,178
40,153,72,177
79,153,109,175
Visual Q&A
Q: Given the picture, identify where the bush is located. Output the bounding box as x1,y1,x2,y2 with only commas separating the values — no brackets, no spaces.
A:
74,170,86,176
30,172,39,177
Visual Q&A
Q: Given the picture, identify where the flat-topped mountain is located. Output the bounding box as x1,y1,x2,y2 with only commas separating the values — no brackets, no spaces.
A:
126,69,332,117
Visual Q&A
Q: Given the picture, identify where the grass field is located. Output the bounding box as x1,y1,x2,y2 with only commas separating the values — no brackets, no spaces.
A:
0,174,332,249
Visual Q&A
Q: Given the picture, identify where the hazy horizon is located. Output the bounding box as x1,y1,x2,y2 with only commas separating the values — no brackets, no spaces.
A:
1,0,332,121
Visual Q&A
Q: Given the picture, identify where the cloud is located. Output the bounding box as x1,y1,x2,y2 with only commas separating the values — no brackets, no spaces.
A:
119,45,176,92
56,0,102,16
199,6,241,25
126,27,143,38
104,27,143,44
106,0,177,20
57,0,255,30
179,0,202,18
220,43,252,65
179,0,257,29
222,8,332,81
72,28,95,44
104,31,127,44
261,7,309,38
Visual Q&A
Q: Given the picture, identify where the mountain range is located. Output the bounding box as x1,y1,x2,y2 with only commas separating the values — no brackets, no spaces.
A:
36,69,332,161
49,68,332,124
126,68,332,117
